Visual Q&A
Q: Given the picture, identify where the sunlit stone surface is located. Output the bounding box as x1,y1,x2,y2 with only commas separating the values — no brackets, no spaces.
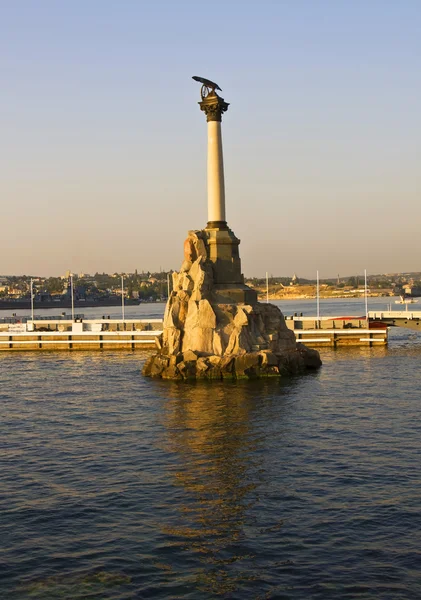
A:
142,230,321,380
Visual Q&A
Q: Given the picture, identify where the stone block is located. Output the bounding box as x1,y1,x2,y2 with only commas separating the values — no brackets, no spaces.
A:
164,296,189,330
196,357,210,376
225,327,241,355
197,299,216,329
184,300,198,330
208,355,222,367
181,273,194,291
214,304,235,328
220,355,235,377
234,307,249,327
164,327,181,354
184,298,216,331
172,272,181,290
212,285,258,305
161,364,182,380
192,236,207,261
182,349,198,362
182,326,214,354
141,355,154,376
189,258,206,289
142,354,169,377
296,343,323,369
259,351,279,366
184,237,195,262
204,226,244,285
238,326,254,353
213,331,223,355
177,361,197,380
234,352,261,379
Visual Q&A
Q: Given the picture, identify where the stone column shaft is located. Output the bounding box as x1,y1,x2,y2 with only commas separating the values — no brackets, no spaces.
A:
207,120,226,224
199,92,229,228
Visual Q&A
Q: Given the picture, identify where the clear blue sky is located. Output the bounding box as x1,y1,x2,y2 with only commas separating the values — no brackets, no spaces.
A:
1,0,420,278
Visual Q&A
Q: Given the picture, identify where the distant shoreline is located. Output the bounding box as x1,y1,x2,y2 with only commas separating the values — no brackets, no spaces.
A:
0,294,396,310
257,294,394,301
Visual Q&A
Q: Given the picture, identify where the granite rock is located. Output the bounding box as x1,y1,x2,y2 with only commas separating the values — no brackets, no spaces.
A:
142,229,322,380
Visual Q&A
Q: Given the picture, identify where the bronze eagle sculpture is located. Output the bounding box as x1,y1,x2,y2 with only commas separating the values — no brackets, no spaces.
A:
192,76,222,96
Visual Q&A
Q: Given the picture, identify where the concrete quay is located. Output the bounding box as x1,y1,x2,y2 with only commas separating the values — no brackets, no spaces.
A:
368,310,421,332
284,315,388,346
0,314,388,351
0,318,162,351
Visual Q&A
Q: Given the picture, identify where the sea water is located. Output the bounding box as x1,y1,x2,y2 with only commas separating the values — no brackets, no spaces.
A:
1,298,420,599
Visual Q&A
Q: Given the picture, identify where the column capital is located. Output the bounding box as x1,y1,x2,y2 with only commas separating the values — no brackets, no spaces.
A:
199,92,229,122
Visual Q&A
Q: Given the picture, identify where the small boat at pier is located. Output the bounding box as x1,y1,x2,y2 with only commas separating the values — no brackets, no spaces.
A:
395,296,418,305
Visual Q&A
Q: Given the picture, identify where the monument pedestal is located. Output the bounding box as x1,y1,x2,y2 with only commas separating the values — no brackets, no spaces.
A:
203,223,258,305
142,230,321,380
212,284,258,305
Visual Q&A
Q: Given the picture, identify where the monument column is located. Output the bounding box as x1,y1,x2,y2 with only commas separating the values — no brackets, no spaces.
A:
199,92,229,229
193,77,257,302
141,77,322,380
207,120,225,224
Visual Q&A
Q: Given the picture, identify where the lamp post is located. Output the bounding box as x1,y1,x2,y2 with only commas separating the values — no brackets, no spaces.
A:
70,274,74,321
30,278,34,321
121,275,125,321
364,269,368,320
316,270,320,321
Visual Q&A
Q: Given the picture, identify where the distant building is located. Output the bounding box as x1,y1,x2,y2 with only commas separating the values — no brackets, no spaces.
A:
404,284,421,297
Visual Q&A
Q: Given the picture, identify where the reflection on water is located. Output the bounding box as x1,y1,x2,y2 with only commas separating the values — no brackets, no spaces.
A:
153,378,305,596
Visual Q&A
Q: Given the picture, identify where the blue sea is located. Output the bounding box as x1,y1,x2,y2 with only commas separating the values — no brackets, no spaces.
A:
1,298,420,599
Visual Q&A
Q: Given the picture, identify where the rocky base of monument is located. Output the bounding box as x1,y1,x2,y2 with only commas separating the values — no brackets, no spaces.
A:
142,229,322,381
142,341,321,381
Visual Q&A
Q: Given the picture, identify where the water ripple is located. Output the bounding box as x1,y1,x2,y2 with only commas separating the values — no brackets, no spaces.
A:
1,342,420,598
